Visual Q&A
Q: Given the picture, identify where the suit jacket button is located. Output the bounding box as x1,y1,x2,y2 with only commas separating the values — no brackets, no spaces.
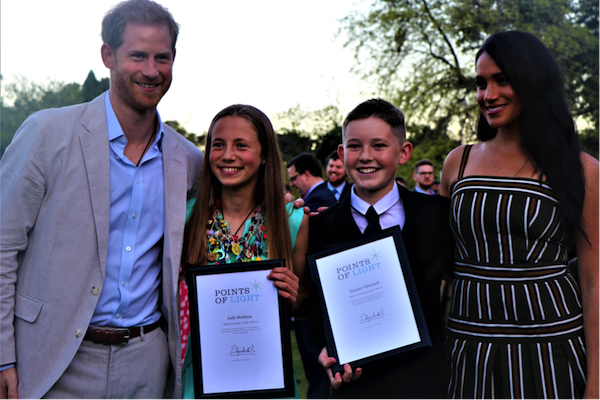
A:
91,287,100,295
75,329,82,338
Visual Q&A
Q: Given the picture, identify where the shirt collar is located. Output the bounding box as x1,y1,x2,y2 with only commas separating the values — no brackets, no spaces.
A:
350,184,400,216
414,186,434,195
327,181,345,192
104,91,164,149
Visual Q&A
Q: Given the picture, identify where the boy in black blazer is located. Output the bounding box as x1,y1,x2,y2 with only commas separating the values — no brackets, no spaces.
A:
308,99,454,398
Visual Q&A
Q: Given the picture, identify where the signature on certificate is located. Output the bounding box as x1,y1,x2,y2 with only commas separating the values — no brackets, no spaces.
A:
230,344,256,356
360,309,385,323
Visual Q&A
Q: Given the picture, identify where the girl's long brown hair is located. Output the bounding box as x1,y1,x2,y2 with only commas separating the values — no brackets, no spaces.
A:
181,105,293,278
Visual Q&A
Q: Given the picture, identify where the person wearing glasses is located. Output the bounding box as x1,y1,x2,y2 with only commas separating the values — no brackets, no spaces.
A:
412,159,436,195
287,153,337,213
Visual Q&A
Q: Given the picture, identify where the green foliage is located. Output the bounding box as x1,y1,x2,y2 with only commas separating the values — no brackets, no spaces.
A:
313,125,342,163
290,329,308,398
1,76,88,155
340,0,599,140
164,120,204,147
398,128,461,189
82,71,110,102
276,130,313,163
274,104,344,164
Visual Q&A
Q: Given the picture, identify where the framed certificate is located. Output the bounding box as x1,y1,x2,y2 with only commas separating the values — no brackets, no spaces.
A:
307,226,431,374
186,260,295,398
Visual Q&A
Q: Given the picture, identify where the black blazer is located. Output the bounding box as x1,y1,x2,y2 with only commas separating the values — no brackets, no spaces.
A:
307,184,454,398
304,181,337,212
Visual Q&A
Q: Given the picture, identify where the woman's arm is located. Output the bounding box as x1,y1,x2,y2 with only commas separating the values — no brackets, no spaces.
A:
577,153,599,399
440,145,466,198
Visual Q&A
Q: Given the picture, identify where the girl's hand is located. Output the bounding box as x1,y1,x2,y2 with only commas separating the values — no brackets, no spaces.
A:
267,267,299,305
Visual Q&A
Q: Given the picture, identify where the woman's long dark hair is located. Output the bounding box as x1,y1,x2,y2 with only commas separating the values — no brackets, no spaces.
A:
476,31,586,245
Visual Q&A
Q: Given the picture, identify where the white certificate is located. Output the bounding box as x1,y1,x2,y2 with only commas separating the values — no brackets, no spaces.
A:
187,260,294,398
308,227,430,371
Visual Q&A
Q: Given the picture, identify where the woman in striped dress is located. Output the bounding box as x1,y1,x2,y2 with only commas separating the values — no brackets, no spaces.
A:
440,31,598,398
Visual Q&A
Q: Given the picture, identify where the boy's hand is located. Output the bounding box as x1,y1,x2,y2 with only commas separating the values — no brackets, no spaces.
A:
317,346,362,389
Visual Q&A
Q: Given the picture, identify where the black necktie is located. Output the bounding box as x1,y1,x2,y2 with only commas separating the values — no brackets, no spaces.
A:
364,206,381,235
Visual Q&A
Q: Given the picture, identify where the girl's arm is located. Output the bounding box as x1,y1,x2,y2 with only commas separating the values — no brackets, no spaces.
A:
577,153,599,399
291,214,309,310
267,214,308,306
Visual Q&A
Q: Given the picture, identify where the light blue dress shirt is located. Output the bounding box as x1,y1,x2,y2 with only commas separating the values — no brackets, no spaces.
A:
414,186,434,195
90,92,165,328
326,181,346,201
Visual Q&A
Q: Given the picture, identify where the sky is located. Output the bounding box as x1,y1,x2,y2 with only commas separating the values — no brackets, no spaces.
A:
1,0,376,135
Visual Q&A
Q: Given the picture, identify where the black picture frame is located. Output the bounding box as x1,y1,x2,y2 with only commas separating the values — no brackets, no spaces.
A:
186,259,295,398
306,226,431,375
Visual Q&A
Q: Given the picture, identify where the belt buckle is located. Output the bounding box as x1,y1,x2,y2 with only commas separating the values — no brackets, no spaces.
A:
115,328,130,345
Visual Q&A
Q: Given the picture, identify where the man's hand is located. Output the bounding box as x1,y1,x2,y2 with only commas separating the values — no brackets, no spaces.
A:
317,346,362,389
0,367,18,399
284,193,304,209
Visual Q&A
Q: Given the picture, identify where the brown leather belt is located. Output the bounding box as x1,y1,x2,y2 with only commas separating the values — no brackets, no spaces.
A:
84,320,162,345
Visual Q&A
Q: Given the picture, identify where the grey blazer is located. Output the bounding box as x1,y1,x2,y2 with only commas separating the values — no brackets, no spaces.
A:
0,93,203,398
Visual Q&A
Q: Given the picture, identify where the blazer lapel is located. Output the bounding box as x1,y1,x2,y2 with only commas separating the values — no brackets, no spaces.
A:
334,192,363,242
161,132,187,284
78,94,111,279
397,184,418,245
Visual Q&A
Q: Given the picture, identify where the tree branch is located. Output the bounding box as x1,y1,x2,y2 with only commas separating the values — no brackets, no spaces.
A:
420,0,462,70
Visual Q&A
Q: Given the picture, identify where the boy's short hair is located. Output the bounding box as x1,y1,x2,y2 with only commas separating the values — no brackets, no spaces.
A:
342,98,406,142
414,159,433,172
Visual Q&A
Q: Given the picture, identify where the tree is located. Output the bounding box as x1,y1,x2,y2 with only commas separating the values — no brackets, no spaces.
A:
397,130,461,189
340,0,599,143
1,77,81,155
82,70,110,102
314,125,343,163
1,73,112,156
274,104,343,164
276,130,313,163
164,120,204,147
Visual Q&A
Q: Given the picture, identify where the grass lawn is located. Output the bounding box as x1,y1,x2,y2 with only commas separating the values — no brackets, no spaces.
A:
291,329,309,398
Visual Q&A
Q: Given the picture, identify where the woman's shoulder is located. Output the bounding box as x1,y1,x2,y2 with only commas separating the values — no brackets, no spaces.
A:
580,152,599,191
581,152,599,170
441,144,471,196
443,144,470,168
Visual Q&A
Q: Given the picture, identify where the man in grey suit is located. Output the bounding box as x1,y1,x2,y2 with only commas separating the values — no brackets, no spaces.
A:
0,0,202,398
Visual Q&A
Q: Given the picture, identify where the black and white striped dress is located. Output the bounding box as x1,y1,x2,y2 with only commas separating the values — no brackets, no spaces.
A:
446,145,587,399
